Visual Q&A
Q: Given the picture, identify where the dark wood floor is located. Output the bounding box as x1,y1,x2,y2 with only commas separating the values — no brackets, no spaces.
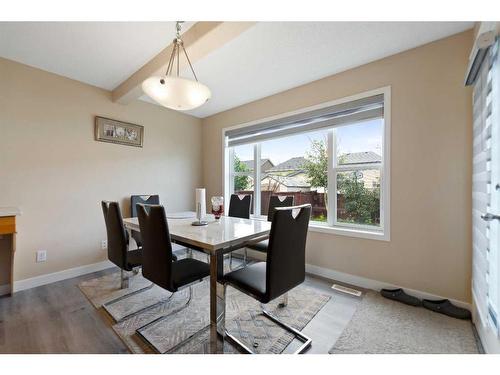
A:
0,261,361,354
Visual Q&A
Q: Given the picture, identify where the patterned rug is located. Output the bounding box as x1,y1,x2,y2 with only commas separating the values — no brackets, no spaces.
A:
79,267,330,354
329,291,479,354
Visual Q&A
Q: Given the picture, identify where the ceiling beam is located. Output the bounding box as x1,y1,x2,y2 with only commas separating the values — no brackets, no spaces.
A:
112,21,256,104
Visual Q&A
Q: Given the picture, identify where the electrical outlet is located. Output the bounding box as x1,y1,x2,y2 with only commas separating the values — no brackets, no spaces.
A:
101,240,108,250
36,250,47,263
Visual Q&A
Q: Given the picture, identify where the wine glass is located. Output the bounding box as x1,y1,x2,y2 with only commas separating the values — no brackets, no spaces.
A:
211,196,224,219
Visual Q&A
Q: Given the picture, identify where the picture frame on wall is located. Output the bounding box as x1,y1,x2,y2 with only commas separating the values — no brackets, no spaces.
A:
94,116,144,147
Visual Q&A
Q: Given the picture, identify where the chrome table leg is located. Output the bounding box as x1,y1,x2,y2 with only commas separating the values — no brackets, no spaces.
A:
216,283,226,337
209,252,224,354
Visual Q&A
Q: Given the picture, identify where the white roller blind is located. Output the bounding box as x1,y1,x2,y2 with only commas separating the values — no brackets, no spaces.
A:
472,39,498,332
488,40,500,331
226,94,384,146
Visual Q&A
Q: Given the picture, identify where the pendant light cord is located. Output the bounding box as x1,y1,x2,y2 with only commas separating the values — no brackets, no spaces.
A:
181,43,199,82
162,21,199,82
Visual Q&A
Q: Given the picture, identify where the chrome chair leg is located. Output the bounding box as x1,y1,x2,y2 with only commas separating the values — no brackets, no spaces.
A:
135,286,196,353
225,291,311,354
223,327,254,354
278,293,288,308
243,248,248,265
218,283,254,354
113,290,176,323
120,269,129,289
261,307,311,354
103,282,155,313
216,283,226,337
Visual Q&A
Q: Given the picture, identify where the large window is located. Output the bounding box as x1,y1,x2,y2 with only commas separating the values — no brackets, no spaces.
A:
224,89,390,240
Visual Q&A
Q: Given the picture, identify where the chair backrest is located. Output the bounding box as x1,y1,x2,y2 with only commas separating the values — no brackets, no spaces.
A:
267,195,294,222
136,204,174,291
228,194,252,219
101,201,127,269
266,204,311,301
131,195,160,218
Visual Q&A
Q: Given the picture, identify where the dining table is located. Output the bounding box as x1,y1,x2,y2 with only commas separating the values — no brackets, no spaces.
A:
122,211,271,353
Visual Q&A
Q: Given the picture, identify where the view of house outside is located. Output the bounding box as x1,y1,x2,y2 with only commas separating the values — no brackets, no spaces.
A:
232,119,382,227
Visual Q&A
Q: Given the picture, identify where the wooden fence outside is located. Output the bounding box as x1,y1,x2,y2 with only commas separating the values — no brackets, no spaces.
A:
238,190,327,218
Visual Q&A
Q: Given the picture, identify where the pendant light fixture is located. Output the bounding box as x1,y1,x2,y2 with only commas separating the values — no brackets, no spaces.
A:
142,21,211,111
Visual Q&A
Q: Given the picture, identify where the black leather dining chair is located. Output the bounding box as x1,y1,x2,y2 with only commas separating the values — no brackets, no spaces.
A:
247,195,294,254
228,194,252,218
135,204,210,352
228,194,252,267
130,195,160,247
101,201,143,289
131,194,189,259
218,204,312,354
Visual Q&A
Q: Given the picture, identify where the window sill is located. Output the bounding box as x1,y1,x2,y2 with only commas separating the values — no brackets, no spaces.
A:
308,223,389,241
250,215,389,241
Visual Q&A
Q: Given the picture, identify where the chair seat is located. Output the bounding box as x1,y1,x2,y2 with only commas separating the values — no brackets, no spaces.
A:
223,262,267,302
125,249,142,270
247,239,269,253
172,258,210,290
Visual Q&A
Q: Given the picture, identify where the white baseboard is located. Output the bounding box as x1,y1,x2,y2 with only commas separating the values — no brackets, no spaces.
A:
13,260,114,293
305,263,471,311
0,283,11,296
9,256,471,313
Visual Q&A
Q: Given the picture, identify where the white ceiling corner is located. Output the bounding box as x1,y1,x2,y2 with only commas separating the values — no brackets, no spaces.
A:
0,22,193,90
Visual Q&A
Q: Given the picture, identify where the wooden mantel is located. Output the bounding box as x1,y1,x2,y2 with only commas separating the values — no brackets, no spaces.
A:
0,207,21,296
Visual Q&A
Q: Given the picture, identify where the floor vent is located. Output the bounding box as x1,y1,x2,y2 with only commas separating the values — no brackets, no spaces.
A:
331,284,362,297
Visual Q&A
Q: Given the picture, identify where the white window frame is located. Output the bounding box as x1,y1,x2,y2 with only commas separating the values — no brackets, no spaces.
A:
222,87,391,241
329,127,384,231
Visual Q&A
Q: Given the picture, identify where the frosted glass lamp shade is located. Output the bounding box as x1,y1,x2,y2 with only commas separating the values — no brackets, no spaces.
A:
142,76,211,111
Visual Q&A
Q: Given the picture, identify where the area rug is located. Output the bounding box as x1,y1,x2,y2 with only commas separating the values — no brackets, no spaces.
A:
80,269,330,354
329,291,479,354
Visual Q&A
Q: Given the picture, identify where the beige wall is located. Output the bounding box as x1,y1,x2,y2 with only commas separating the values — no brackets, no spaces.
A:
202,30,473,302
0,57,202,282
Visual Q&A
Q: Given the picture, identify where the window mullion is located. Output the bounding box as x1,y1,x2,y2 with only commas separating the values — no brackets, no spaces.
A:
328,129,336,226
254,143,261,216
228,147,235,200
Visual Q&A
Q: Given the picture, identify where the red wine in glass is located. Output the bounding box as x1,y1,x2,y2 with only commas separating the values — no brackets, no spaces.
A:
211,196,224,219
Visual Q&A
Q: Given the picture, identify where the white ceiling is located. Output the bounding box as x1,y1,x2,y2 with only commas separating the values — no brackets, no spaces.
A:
180,22,473,117
0,22,473,118
0,22,193,90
